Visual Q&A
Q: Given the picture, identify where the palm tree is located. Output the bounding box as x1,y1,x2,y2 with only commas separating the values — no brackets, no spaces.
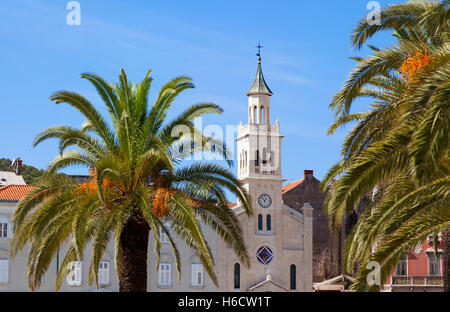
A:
10,69,252,292
321,0,449,291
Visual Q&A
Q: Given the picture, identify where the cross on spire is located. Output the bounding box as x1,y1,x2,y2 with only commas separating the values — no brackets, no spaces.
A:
256,42,263,61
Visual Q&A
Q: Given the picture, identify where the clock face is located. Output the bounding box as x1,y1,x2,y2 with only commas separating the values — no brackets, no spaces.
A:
258,194,272,208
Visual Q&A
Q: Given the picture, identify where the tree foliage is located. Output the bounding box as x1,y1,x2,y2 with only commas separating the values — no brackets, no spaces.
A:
10,69,252,291
322,0,450,291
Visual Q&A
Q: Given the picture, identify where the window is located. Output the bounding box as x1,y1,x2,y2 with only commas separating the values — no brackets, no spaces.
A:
244,151,248,168
257,214,263,231
98,261,110,285
262,148,267,164
159,226,169,244
428,254,441,276
0,259,9,283
290,264,296,290
428,232,442,243
261,106,265,124
255,150,259,166
0,223,7,238
0,216,9,238
234,263,240,289
266,215,271,232
253,106,257,124
396,256,407,276
158,263,171,286
256,246,274,265
29,275,44,285
191,264,204,287
67,261,82,286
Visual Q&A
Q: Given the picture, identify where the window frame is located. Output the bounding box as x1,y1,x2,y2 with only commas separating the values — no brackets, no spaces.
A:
428,253,442,276
67,261,82,286
158,263,172,286
0,215,9,238
266,214,271,232
290,264,296,290
191,263,204,287
98,260,110,285
395,256,408,276
234,263,240,289
257,214,263,231
0,258,9,284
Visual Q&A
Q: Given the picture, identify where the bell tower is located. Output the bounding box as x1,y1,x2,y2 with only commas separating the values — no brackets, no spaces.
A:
237,45,283,181
218,47,313,292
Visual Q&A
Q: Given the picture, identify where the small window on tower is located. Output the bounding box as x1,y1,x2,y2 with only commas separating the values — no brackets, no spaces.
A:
258,214,263,231
262,148,267,165
266,215,271,232
261,106,265,124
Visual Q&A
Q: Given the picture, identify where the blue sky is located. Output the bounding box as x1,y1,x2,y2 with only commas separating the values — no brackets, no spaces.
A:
0,0,404,185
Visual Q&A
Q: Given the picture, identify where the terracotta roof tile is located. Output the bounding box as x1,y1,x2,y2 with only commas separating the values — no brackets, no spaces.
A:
228,203,237,209
0,185,35,201
282,179,304,194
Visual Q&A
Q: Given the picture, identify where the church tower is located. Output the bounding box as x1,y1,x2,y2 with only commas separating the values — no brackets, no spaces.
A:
217,48,313,292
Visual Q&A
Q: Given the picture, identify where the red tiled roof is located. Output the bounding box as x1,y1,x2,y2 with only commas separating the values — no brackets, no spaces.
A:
0,185,35,201
282,179,304,194
228,203,237,209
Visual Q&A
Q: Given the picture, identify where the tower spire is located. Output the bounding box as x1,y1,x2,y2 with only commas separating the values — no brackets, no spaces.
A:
247,42,272,96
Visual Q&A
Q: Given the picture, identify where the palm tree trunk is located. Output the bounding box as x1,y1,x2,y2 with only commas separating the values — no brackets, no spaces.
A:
444,230,450,292
119,213,150,292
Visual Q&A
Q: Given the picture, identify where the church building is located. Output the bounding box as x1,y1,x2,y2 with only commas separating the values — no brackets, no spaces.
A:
216,54,313,292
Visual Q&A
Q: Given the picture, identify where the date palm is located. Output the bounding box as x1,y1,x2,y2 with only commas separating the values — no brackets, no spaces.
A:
321,0,450,291
9,69,252,291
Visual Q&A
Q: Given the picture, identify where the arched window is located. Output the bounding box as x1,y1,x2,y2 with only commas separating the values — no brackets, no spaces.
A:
244,151,248,168
261,106,265,124
290,264,296,290
262,148,267,165
258,214,263,231
255,150,259,166
234,263,240,289
266,215,271,231
253,106,257,124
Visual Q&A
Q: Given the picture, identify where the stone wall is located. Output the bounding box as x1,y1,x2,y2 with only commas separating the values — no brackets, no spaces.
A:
282,170,343,282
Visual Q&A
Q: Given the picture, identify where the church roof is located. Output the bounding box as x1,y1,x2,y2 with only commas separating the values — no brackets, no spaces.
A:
282,179,304,194
248,272,289,292
247,59,273,96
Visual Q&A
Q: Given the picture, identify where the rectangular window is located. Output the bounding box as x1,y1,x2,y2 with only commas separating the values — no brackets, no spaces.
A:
396,256,407,276
159,227,169,244
428,254,441,276
158,263,171,286
0,259,9,283
67,261,82,286
191,264,204,286
0,222,8,238
98,261,110,285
